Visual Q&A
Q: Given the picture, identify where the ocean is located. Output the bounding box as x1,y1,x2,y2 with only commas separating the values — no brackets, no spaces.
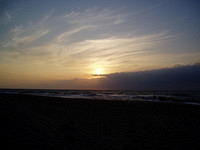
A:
0,89,200,105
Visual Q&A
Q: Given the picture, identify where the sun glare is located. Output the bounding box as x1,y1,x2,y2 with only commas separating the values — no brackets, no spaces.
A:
90,63,108,78
95,68,103,75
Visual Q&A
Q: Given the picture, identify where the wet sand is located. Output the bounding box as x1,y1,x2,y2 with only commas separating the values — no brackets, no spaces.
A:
1,93,200,149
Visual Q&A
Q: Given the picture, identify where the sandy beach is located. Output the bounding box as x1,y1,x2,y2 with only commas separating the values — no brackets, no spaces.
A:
1,93,200,149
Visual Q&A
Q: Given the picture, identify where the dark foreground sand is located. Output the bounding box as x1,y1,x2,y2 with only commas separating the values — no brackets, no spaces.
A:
1,93,200,149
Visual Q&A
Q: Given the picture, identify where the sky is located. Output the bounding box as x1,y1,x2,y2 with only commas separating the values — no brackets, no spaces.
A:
0,0,200,89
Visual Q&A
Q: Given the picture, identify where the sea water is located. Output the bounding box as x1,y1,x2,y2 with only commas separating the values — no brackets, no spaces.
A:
0,89,200,105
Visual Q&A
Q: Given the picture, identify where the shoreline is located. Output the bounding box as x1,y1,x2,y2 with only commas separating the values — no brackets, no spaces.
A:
1,93,200,149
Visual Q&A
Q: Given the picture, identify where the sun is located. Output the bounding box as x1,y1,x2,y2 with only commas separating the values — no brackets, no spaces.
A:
90,64,107,78
95,68,104,75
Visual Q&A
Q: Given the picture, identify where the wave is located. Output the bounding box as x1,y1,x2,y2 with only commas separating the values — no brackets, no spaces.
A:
0,89,200,105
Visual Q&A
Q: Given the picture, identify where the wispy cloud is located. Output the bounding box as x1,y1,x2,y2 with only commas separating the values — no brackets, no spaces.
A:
56,25,95,43
2,27,49,48
58,32,171,72
5,11,12,21
2,7,196,80
64,8,127,25
1,8,127,49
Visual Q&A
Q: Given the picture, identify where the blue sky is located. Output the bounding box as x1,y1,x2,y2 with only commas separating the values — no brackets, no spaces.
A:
0,0,200,88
